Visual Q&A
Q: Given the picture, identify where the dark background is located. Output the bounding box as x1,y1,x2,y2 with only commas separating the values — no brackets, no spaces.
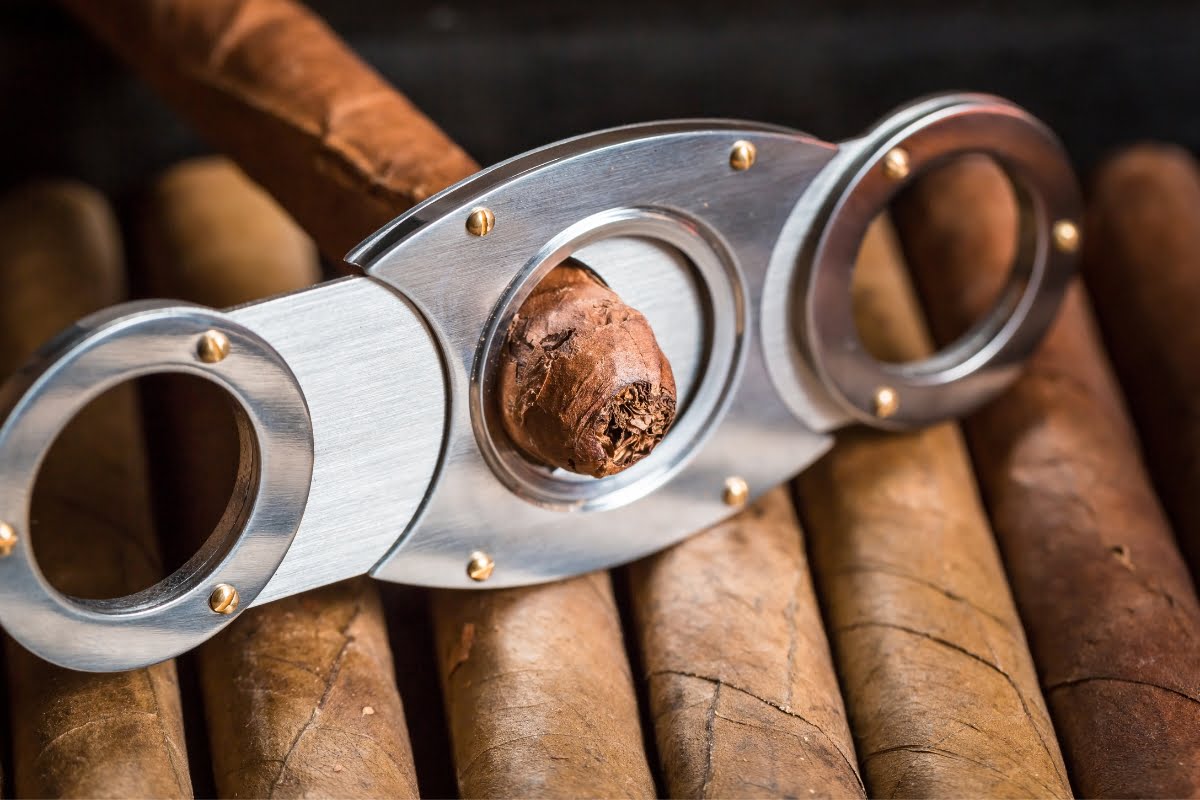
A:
1,1,1198,199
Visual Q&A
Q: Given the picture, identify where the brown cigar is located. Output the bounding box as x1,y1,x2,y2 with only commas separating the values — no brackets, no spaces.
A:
61,0,676,477
61,0,475,262
432,573,657,798
0,182,192,797
139,158,419,798
629,487,864,798
501,262,676,477
1083,145,1200,578
894,155,1200,797
794,217,1070,797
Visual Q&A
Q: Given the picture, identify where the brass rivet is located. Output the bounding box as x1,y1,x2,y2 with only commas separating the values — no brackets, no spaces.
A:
197,330,230,364
465,207,496,237
1052,219,1080,253
209,583,239,615
729,140,757,171
874,386,900,418
722,476,749,507
0,521,17,558
467,551,495,582
882,147,911,180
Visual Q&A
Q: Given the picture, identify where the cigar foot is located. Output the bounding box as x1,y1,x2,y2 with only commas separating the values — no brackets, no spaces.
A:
499,263,676,478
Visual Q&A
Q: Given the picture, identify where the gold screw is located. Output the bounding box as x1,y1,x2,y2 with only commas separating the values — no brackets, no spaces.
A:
465,207,496,237
722,476,749,507
467,551,495,582
197,330,230,364
209,583,240,615
1052,219,1080,253
0,521,17,558
882,147,911,180
729,140,757,171
874,386,900,418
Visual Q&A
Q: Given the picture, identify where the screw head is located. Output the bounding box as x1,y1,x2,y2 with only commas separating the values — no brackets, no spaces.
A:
465,207,496,237
0,521,16,558
722,476,749,507
197,330,230,364
729,140,757,171
467,551,495,582
882,147,911,180
1052,219,1080,253
873,386,900,419
209,583,240,614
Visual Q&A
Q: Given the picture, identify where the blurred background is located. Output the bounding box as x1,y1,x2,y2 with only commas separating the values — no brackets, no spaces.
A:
2,0,1198,204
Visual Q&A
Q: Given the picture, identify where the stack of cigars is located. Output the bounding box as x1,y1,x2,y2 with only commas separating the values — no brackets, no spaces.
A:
0,1,1197,797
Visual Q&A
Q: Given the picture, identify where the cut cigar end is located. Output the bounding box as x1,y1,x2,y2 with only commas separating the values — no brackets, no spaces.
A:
498,262,677,478
596,381,675,473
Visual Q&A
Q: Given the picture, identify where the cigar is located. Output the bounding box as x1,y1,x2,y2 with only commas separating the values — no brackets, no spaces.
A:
432,573,657,798
629,487,864,798
794,217,1070,797
61,0,677,476
0,183,192,797
501,262,676,477
894,156,1200,797
62,0,475,261
140,158,420,798
1083,145,1200,578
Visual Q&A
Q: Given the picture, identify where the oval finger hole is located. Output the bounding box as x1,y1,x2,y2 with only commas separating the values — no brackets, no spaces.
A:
851,154,1021,368
30,374,245,603
0,302,313,671
797,95,1080,430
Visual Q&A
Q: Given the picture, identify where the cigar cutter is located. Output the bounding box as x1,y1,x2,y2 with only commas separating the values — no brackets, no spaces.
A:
0,92,1080,670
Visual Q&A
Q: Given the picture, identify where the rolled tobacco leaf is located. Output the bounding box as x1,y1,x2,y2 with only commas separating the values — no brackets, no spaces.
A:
895,155,1200,798
795,216,1070,798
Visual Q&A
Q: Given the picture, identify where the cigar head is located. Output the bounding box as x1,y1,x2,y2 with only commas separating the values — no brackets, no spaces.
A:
499,263,676,478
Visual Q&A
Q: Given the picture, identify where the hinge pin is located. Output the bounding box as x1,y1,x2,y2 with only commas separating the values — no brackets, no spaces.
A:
723,476,749,507
729,140,757,171
1052,219,1080,253
467,551,495,581
466,207,496,237
0,521,16,558
874,386,900,418
197,330,231,363
882,147,911,180
209,583,240,614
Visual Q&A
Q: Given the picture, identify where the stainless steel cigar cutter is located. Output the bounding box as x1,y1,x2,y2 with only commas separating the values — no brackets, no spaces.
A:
0,93,1079,671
